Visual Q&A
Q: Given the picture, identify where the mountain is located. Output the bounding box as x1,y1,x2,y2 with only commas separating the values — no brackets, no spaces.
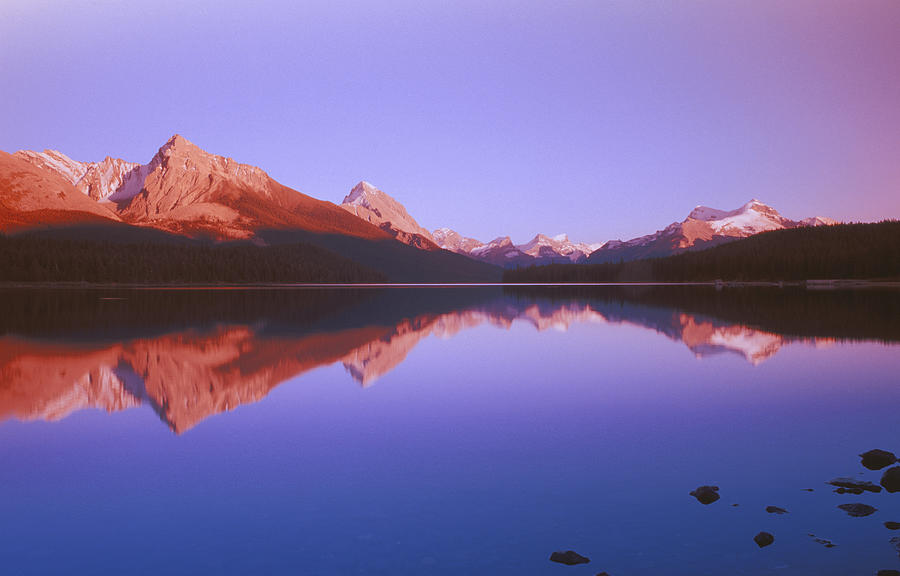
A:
334,181,600,268
588,199,836,263
333,183,601,267
518,233,602,262
432,228,483,254
9,135,391,241
433,229,601,267
2,136,501,282
0,151,121,231
505,221,899,283
340,181,438,249
121,135,399,241
13,149,143,202
466,236,534,267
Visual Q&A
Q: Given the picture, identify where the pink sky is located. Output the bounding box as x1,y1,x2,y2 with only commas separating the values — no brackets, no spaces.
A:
1,0,898,243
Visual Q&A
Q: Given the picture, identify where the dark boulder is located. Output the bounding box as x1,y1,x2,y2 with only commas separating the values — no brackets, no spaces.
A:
881,466,900,493
885,521,900,530
861,449,898,470
549,550,590,565
828,478,882,494
876,571,900,576
690,485,720,505
765,506,788,514
837,503,877,517
753,532,774,548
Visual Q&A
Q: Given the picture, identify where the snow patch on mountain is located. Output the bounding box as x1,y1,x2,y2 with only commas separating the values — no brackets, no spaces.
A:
13,149,142,202
589,199,838,263
340,181,436,248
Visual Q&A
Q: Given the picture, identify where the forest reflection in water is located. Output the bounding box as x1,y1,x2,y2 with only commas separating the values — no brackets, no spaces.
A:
1,285,897,434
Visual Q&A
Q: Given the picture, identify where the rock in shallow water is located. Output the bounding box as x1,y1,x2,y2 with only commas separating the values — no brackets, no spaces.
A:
549,550,590,565
885,521,900,530
876,570,900,576
753,532,774,548
828,478,882,494
690,485,720,505
861,449,898,470
765,505,788,514
808,534,836,548
882,466,900,493
837,503,877,517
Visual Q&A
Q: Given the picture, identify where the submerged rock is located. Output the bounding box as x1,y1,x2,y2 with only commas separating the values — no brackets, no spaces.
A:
834,487,863,495
690,485,720,505
882,467,900,493
885,521,900,530
828,478,882,494
753,532,774,548
876,570,900,576
837,503,877,517
809,534,836,548
766,506,788,515
861,449,898,470
549,550,590,565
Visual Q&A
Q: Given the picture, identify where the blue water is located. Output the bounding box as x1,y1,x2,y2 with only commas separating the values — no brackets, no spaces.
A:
1,286,898,575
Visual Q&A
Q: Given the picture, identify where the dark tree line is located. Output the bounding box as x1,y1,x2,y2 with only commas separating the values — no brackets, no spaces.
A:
504,221,900,283
0,235,386,284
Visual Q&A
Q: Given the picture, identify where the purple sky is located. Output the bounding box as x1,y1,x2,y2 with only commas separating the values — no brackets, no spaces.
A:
1,0,898,243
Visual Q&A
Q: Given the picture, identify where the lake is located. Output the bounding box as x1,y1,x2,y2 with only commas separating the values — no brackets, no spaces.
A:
1,285,899,575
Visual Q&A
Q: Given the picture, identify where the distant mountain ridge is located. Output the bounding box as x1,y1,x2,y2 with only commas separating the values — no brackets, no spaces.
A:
504,221,899,283
588,199,836,263
334,183,836,269
337,182,601,267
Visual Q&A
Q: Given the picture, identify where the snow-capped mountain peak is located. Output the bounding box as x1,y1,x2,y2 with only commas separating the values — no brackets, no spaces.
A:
340,181,437,249
589,199,838,264
343,181,382,207
431,227,602,267
688,205,731,221
800,216,838,226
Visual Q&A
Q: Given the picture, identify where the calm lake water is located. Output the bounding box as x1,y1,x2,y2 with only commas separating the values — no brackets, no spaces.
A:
1,285,899,575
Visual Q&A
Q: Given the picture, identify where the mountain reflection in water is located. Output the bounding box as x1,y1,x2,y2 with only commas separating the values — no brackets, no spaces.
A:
1,285,897,433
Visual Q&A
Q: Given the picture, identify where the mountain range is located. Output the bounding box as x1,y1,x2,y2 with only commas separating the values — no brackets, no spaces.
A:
1,134,839,280
1,136,497,282
588,199,836,264
333,175,835,267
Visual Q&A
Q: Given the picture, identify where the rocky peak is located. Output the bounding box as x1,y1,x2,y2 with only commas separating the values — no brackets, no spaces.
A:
340,181,435,246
